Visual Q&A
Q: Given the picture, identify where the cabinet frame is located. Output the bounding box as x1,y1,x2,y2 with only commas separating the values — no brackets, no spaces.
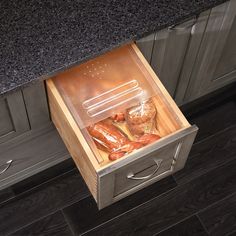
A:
0,91,30,144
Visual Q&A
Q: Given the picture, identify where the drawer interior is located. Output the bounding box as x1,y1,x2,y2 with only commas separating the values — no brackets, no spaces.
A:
81,95,185,167
48,43,191,171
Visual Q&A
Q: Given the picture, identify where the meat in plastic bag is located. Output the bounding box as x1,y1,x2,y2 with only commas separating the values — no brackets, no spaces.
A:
110,112,125,122
87,120,143,161
126,99,158,136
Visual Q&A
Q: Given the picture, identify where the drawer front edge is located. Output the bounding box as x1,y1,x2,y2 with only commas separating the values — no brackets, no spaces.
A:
46,79,98,201
98,125,198,209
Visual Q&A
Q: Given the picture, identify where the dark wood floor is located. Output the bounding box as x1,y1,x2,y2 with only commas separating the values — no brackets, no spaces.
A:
1,91,236,236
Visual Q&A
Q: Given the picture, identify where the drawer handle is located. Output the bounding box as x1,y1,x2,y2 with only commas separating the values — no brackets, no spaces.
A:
127,160,162,180
168,17,197,31
0,160,13,175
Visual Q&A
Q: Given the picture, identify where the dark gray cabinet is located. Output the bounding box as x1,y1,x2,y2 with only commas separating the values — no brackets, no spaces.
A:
136,33,155,63
137,12,209,99
0,82,50,144
0,91,30,143
0,82,55,188
1,0,235,192
177,0,236,103
0,124,69,190
138,0,236,105
22,82,50,129
150,17,198,97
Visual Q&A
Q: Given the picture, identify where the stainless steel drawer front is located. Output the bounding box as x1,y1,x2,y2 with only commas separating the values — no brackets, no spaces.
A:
126,159,163,180
0,160,13,175
114,142,179,196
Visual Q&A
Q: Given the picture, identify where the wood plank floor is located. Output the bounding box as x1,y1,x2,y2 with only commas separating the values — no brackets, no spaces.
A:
1,92,236,236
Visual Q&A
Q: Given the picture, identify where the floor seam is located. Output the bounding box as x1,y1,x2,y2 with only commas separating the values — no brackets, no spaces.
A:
10,167,78,201
226,229,236,236
196,191,236,216
80,159,236,235
196,214,210,235
192,123,236,146
80,186,179,235
151,215,197,236
6,209,64,236
61,209,76,236
0,167,78,208
5,193,90,236
173,154,236,186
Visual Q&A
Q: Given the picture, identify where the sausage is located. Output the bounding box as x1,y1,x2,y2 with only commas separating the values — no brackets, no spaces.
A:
87,120,128,153
119,141,144,153
108,142,144,161
110,112,125,122
88,120,143,161
137,134,161,145
109,151,126,161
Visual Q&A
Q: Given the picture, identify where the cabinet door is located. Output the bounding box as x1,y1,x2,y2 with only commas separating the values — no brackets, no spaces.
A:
136,33,155,63
183,1,236,102
150,17,197,97
22,82,50,129
0,91,30,143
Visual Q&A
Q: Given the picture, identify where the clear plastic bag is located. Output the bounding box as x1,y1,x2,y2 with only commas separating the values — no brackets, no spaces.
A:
88,99,162,161
87,119,143,161
126,99,158,137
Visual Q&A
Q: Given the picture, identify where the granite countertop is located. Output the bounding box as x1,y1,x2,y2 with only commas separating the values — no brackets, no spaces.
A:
0,0,227,96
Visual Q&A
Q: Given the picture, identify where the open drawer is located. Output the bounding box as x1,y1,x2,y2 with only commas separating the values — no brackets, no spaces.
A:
46,43,198,209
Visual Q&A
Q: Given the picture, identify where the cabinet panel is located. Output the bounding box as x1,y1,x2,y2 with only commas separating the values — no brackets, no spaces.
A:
150,18,197,97
22,82,50,129
174,10,210,105
0,124,69,189
0,91,29,143
136,33,155,63
184,0,236,102
0,99,14,137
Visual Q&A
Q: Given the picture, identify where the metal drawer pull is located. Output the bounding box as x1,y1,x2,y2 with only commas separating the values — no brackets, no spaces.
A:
0,160,13,175
127,160,162,180
168,17,197,31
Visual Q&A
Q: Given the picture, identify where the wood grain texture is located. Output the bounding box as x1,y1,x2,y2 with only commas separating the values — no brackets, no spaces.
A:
150,18,195,97
180,82,236,119
136,34,155,63
47,42,190,168
0,91,30,143
188,98,236,142
0,187,14,206
0,90,235,236
228,231,236,236
0,169,89,235
47,79,98,200
0,124,70,190
174,10,210,105
198,192,236,236
0,98,15,136
12,158,75,196
22,81,50,129
82,159,236,236
131,43,190,129
155,216,208,236
63,176,177,235
47,44,194,208
184,0,236,101
10,211,73,236
174,125,236,184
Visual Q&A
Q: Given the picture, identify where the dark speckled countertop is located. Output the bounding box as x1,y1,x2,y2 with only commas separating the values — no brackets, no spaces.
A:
0,0,227,95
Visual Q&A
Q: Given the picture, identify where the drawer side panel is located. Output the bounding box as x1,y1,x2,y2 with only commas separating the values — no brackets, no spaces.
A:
47,79,98,200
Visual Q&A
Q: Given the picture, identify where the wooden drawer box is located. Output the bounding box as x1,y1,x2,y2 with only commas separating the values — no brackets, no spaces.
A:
46,43,198,209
